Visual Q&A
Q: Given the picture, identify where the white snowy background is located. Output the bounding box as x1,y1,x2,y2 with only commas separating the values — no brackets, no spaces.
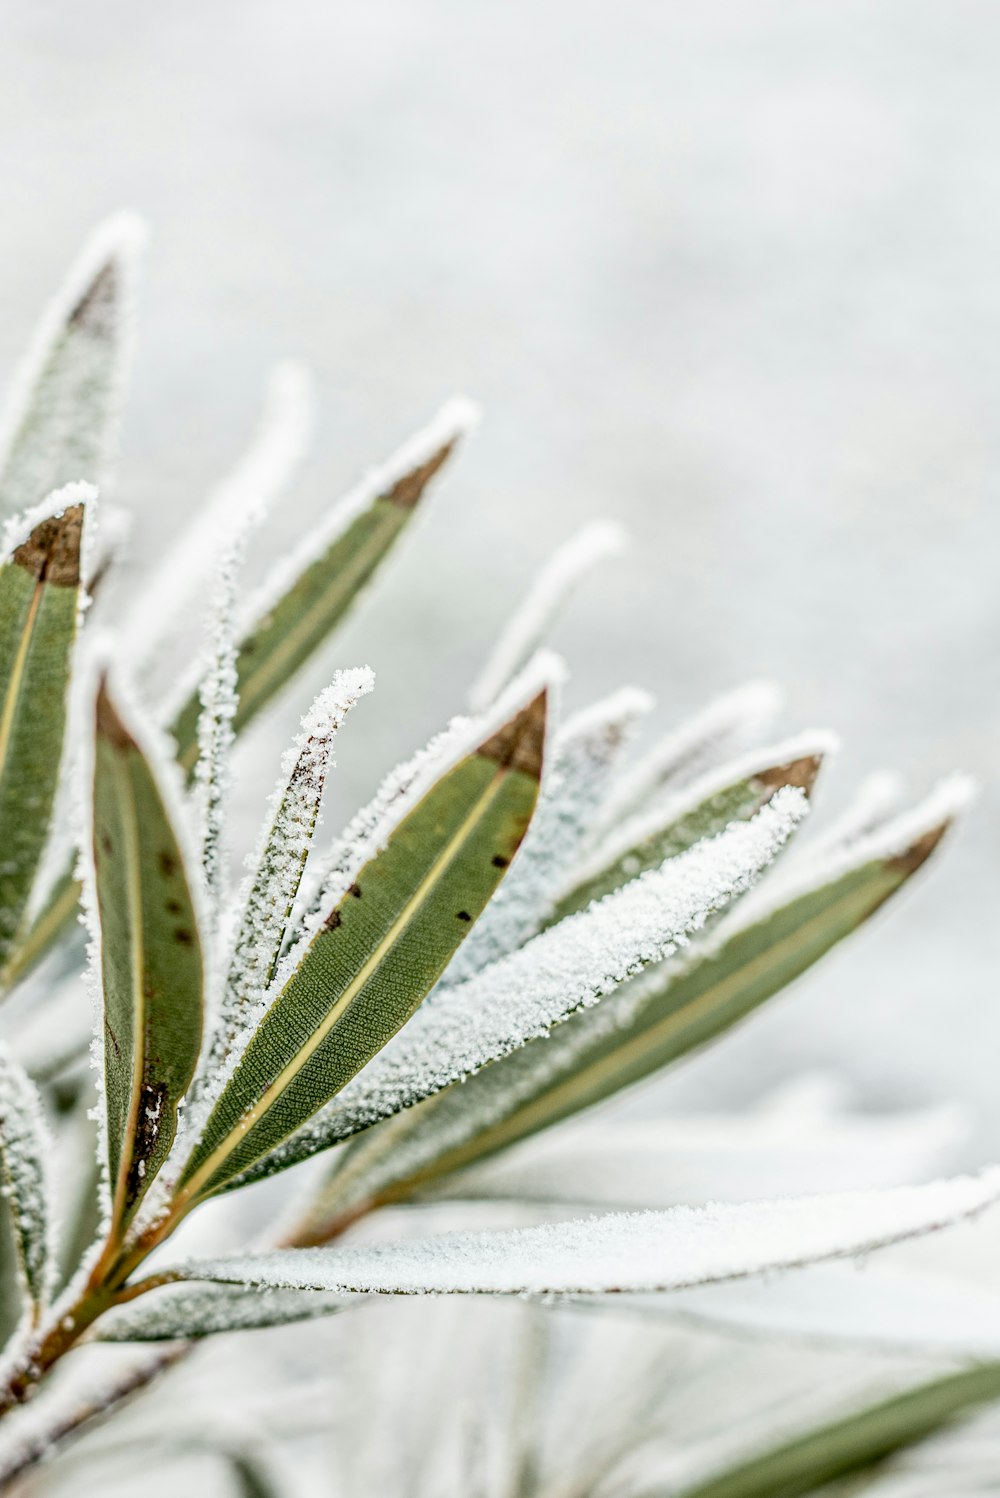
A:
1,2,998,1148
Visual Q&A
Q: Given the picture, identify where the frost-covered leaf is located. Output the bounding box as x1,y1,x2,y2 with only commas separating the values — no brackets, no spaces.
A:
214,669,374,1065
308,779,966,1219
96,1281,348,1342
259,790,806,1213
0,488,90,981
0,1047,54,1326
92,677,204,1234
170,1168,1000,1296
553,730,834,921
171,397,479,771
176,690,547,1201
440,685,653,988
671,1365,1000,1498
595,678,783,833
0,213,142,520
468,520,626,712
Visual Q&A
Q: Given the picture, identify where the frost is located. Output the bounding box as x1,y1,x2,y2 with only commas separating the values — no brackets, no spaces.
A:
0,1047,55,1317
468,520,627,712
440,685,653,988
97,1282,348,1343
596,679,784,834
177,1166,1000,1296
124,361,314,677
193,537,245,925
0,211,144,519
241,788,806,1180
212,667,374,1072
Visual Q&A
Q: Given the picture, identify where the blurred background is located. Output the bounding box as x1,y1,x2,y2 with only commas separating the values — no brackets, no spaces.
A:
0,1,997,1144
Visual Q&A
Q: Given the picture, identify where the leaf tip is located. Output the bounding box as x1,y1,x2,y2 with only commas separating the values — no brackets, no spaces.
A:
12,494,88,586
476,688,548,779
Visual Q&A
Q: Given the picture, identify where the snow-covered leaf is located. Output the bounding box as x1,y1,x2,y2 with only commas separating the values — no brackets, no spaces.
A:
176,690,547,1201
263,790,806,1220
170,1168,1000,1296
0,1047,54,1327
214,669,374,1065
0,213,142,520
0,488,90,983
96,1281,348,1342
170,397,478,772
306,779,965,1221
92,676,205,1234
671,1365,1000,1498
554,730,834,920
440,685,652,987
468,520,626,712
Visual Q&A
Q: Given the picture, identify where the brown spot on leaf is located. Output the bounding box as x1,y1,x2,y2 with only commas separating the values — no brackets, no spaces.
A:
324,908,342,931
348,883,362,898
385,439,456,509
95,676,136,750
491,854,509,869
67,260,118,338
477,689,547,778
456,910,472,922
173,928,193,946
100,833,113,857
158,850,178,878
165,898,182,915
13,504,84,586
124,1078,168,1206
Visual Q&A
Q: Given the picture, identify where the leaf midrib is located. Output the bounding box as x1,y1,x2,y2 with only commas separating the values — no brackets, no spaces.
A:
182,759,511,1199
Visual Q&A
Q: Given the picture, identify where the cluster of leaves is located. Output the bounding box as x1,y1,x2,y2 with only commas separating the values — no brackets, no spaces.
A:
0,216,986,1491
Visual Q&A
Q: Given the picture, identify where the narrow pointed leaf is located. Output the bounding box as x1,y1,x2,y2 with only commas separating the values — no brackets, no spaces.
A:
98,1282,347,1342
0,1047,54,1326
242,791,805,1201
92,679,204,1232
303,781,964,1227
172,1167,1000,1296
0,491,88,978
177,691,547,1201
554,733,832,921
171,398,478,771
671,1365,1000,1498
0,213,141,519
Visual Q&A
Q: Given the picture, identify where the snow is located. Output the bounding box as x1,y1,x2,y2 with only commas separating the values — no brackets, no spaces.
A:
245,787,807,1177
177,1166,1000,1296
468,520,627,711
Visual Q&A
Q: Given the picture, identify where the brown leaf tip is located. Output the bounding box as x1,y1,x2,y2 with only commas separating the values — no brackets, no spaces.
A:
67,259,118,339
13,504,85,586
887,818,951,876
477,689,547,778
385,438,457,509
757,753,824,799
95,675,136,752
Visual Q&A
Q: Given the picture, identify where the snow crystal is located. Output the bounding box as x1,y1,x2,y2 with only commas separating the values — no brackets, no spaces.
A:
441,686,653,988
597,679,784,834
248,788,807,1179
178,1166,1000,1296
468,520,627,712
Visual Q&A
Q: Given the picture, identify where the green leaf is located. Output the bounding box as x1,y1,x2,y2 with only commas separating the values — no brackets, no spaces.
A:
0,214,141,520
0,493,88,978
92,678,204,1235
672,1364,1000,1498
552,734,829,921
171,400,476,772
97,1281,347,1341
303,786,961,1232
176,690,547,1202
0,1047,54,1327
